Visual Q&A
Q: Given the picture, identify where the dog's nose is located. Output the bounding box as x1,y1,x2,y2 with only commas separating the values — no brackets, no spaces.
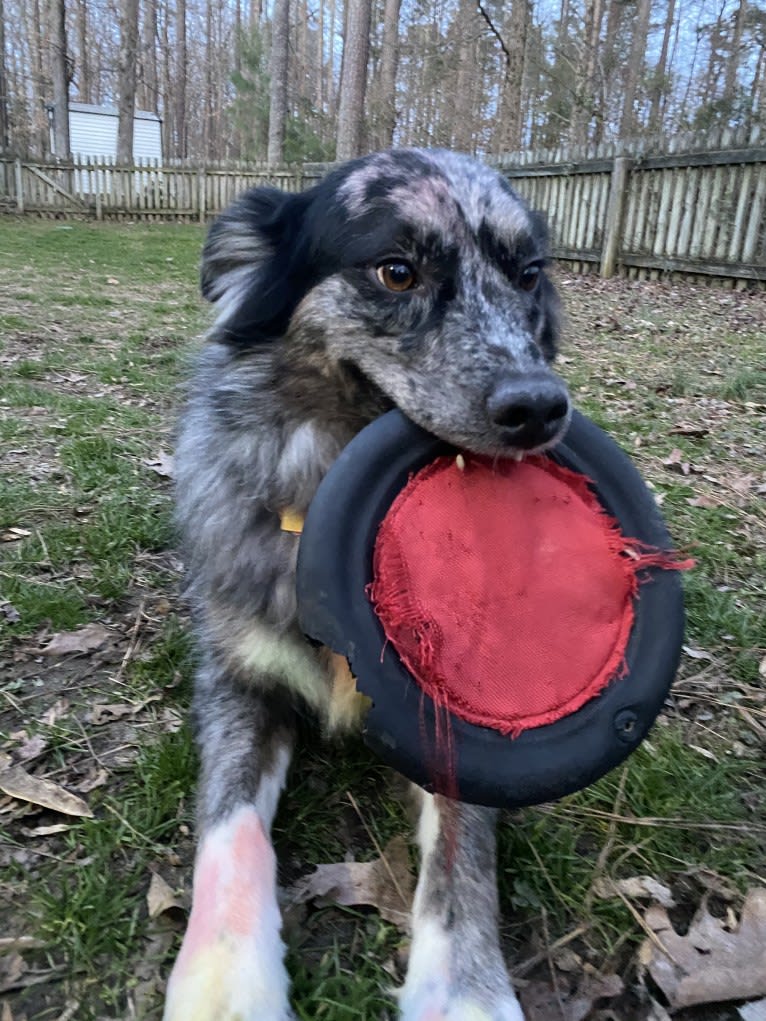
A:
487,375,570,449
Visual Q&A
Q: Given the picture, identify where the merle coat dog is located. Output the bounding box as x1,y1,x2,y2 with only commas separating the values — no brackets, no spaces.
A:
164,149,571,1021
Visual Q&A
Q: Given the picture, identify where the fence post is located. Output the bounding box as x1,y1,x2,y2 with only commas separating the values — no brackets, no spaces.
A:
14,159,24,214
198,168,206,223
600,157,633,278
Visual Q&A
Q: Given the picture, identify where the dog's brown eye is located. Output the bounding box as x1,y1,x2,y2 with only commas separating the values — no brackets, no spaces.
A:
519,265,541,292
376,261,417,292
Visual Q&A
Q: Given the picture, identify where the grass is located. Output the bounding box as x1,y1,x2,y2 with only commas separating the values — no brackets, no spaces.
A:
0,220,764,1020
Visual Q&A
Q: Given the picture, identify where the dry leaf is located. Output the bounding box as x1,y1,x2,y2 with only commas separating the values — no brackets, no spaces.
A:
687,494,721,509
0,601,20,623
144,450,175,478
21,822,70,837
669,424,709,438
146,872,185,921
40,623,112,657
739,997,766,1021
643,887,766,1008
759,655,766,680
285,835,413,931
74,767,109,793
88,702,137,726
662,449,690,475
520,972,624,1021
0,953,26,994
1,527,31,543
593,875,676,908
87,695,160,725
682,645,713,661
0,764,93,818
1,999,12,1021
40,699,69,726
14,734,48,763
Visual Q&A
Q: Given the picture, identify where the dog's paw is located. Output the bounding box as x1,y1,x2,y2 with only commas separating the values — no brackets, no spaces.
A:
163,806,293,1021
398,988,524,1021
398,919,525,1021
163,937,294,1021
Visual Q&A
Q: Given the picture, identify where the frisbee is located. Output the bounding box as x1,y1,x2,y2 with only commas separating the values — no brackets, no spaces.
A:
296,409,687,809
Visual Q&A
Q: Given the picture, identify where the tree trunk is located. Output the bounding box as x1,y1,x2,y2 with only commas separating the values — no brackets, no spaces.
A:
48,0,70,157
451,0,476,151
141,0,159,112
0,0,10,149
74,0,90,102
494,0,530,152
647,0,676,134
571,0,604,144
175,0,187,158
619,0,652,138
336,0,372,159
116,0,140,163
722,0,746,106
376,0,401,147
268,0,290,162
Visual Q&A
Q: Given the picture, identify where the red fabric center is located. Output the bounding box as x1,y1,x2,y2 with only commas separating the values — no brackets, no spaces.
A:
369,455,643,737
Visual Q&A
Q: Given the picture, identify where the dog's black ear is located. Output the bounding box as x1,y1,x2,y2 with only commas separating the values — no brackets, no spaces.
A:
201,187,313,346
537,271,561,362
527,209,561,362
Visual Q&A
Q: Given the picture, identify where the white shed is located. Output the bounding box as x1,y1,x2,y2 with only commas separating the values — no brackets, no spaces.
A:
52,102,163,163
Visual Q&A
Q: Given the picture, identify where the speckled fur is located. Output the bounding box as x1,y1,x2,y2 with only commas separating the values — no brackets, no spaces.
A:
166,149,569,1021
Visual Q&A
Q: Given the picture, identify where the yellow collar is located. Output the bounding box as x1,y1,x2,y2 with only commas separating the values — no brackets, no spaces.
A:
279,508,305,534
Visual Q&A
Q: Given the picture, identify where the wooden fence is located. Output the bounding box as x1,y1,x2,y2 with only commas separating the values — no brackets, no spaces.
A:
1,128,764,286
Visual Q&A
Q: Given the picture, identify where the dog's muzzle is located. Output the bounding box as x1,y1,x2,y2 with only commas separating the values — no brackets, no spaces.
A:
487,373,570,450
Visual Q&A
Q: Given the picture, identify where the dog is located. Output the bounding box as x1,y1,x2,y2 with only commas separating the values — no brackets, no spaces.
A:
164,148,571,1021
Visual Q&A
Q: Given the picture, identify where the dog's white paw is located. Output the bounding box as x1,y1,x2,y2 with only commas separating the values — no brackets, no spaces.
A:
163,806,293,1021
398,918,525,1021
399,986,524,1021
163,936,293,1021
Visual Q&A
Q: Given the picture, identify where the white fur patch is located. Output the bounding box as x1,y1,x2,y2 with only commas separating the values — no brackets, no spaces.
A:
234,621,328,713
163,806,292,1021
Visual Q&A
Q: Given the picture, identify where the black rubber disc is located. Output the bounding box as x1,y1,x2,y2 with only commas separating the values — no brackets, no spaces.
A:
296,409,685,809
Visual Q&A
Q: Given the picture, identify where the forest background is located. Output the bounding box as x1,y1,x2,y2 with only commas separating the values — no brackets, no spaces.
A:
1,0,765,169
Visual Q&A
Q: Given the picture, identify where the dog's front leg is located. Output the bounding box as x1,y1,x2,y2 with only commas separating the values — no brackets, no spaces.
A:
163,656,296,1021
400,792,524,1021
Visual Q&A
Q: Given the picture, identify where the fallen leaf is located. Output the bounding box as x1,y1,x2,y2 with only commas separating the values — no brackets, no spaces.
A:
662,449,690,475
739,997,766,1021
687,494,721,509
40,623,112,656
520,972,624,1021
682,645,713,661
87,695,160,725
40,699,69,726
0,527,31,543
593,875,676,908
144,450,175,478
0,764,93,818
1,999,12,1021
0,601,20,623
74,767,109,793
21,822,70,837
759,655,766,680
643,887,766,1008
669,424,709,438
285,835,414,931
0,953,26,993
87,702,137,726
14,734,48,763
146,872,185,921
646,998,673,1021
